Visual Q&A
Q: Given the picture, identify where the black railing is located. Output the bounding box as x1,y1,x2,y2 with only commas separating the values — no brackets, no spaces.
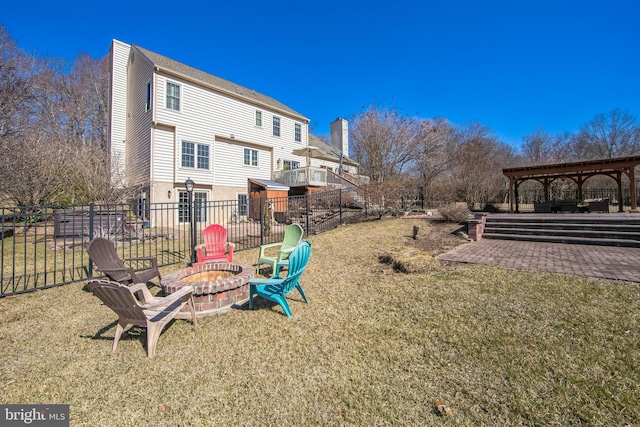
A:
1,188,367,297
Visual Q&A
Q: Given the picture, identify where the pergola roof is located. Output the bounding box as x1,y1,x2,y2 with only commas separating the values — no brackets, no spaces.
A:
503,155,640,180
502,155,640,213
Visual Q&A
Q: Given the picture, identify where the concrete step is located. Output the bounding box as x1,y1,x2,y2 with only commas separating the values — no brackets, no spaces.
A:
482,232,640,248
481,213,640,247
485,222,640,233
485,227,640,241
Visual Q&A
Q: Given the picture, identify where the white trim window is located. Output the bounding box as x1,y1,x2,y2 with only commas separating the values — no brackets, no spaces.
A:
166,81,181,111
197,144,210,169
255,110,262,127
283,160,300,170
273,116,280,137
182,141,209,169
244,148,258,166
294,123,301,142
145,80,152,112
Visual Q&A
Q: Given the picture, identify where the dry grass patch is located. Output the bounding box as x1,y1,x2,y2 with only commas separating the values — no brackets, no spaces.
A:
0,217,639,426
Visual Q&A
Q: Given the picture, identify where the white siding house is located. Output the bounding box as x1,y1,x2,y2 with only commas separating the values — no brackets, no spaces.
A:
109,40,311,204
108,39,359,223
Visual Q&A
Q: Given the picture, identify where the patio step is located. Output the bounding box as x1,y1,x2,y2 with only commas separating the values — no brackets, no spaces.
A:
482,213,640,247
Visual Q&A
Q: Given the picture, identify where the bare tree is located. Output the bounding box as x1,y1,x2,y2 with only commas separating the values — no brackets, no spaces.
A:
349,105,418,182
410,117,456,197
0,26,37,139
364,175,418,219
571,109,640,159
449,123,515,209
0,25,130,205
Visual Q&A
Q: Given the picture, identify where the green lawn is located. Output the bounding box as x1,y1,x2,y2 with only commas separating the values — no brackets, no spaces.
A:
0,218,638,426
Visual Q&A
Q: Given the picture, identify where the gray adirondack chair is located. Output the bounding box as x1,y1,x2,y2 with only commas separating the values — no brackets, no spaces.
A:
86,279,196,358
87,237,161,285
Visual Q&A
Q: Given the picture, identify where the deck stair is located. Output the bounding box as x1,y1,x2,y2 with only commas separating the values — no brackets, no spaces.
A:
482,213,640,247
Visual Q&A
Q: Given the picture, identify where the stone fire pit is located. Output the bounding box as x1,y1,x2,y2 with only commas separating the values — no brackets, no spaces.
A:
162,261,255,318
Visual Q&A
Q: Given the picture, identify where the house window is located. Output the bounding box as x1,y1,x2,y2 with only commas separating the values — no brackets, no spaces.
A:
166,81,180,111
295,123,301,142
145,80,152,112
283,160,300,170
197,144,210,169
194,192,207,222
178,191,207,223
255,110,262,127
237,193,248,217
182,141,209,169
244,148,258,166
273,116,280,137
182,142,194,168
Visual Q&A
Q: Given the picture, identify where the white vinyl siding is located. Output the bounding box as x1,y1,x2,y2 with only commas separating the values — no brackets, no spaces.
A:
108,40,130,182
125,45,155,186
151,72,307,190
152,125,175,182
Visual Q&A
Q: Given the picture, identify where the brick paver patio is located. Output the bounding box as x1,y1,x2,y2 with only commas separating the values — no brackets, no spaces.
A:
436,239,640,283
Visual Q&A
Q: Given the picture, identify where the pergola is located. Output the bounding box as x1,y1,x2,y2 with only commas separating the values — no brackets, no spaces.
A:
502,155,640,213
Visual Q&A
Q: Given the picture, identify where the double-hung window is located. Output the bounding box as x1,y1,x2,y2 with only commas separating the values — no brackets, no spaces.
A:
244,148,258,166
182,141,209,169
197,144,209,169
273,116,280,137
255,110,262,127
182,142,194,168
295,123,301,142
166,81,180,111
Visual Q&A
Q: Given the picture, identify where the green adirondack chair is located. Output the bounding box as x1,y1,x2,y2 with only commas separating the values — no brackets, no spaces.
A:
257,223,303,275
249,240,311,318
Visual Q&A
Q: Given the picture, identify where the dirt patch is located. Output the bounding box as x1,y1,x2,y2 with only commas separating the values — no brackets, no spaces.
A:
410,220,468,256
379,220,469,274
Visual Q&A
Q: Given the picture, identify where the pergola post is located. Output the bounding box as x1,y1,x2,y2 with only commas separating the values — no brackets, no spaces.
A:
509,177,515,213
629,167,637,212
617,171,624,212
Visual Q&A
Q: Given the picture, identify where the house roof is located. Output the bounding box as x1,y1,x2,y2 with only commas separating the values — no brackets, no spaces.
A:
132,45,309,122
248,178,290,191
307,134,359,166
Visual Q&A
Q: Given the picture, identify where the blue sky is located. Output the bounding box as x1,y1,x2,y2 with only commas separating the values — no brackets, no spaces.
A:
3,0,639,148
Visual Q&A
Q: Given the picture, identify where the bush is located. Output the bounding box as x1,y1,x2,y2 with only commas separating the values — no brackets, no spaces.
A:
438,203,470,223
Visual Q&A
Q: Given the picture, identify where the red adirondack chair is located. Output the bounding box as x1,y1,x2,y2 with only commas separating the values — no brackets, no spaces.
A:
195,224,235,263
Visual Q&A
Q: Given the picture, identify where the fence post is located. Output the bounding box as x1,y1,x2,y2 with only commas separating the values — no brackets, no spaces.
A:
259,197,264,247
88,203,94,278
305,194,310,235
339,189,343,224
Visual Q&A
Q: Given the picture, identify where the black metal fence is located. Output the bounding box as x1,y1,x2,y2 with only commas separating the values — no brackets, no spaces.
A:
513,187,640,212
1,188,367,297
